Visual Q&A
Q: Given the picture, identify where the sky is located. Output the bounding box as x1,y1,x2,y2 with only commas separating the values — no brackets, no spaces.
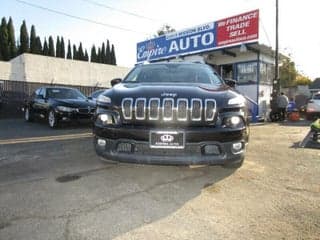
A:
1,0,319,79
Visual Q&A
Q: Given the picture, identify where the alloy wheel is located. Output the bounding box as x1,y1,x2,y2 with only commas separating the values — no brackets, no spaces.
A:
48,110,56,128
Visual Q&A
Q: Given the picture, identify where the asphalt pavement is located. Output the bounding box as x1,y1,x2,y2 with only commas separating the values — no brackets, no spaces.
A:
0,118,319,240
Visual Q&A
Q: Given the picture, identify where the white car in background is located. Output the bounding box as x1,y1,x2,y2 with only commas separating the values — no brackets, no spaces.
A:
306,92,320,120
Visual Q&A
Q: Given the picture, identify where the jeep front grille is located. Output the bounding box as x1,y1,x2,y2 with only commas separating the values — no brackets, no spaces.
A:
121,98,216,122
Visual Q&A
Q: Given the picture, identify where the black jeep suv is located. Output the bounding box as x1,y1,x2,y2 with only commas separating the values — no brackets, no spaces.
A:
93,62,249,167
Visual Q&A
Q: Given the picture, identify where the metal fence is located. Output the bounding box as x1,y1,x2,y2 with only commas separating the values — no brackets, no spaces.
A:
0,80,105,118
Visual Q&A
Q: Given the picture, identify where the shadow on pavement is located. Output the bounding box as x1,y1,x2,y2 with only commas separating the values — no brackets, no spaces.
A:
291,130,320,149
279,119,311,127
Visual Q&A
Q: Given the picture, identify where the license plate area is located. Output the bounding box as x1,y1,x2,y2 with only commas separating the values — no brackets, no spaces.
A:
150,131,185,149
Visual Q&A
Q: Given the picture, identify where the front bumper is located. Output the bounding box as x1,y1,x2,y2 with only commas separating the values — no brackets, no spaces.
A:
55,110,94,122
93,125,247,165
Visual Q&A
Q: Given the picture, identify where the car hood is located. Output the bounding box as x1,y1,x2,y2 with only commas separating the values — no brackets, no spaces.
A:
101,83,243,108
51,99,96,108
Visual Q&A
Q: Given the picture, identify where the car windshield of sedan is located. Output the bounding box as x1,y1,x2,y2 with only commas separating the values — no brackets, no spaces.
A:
46,88,86,100
123,63,223,85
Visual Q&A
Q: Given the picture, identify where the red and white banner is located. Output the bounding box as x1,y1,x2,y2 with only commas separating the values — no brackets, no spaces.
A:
216,9,259,47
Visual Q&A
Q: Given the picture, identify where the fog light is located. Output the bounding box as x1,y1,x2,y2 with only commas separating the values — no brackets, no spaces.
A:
232,142,243,153
97,139,106,147
203,144,220,155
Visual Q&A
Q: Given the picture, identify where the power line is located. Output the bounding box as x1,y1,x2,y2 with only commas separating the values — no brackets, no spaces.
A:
14,0,148,35
80,0,164,23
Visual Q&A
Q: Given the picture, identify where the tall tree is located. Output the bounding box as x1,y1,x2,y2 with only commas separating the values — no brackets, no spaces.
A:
101,42,106,63
279,58,297,87
30,25,36,54
97,48,101,63
0,47,2,60
7,17,17,59
72,44,78,60
55,36,61,57
156,24,175,36
84,50,89,61
0,17,9,61
66,40,72,59
60,37,65,58
78,42,84,61
111,44,116,65
43,37,49,56
295,74,312,86
19,20,29,54
90,45,97,63
106,40,111,64
34,36,42,55
48,36,55,56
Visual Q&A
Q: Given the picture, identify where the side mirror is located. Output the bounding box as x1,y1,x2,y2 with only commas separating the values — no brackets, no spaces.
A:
87,96,93,100
224,78,236,88
37,94,45,99
111,78,122,87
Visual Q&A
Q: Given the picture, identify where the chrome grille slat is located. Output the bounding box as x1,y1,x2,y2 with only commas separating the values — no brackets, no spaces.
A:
135,98,146,120
177,98,188,121
191,98,202,121
163,98,174,121
149,98,160,120
205,99,216,121
121,98,133,120
121,97,216,122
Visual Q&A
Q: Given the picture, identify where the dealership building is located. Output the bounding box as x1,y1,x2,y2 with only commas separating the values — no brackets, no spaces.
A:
136,9,279,122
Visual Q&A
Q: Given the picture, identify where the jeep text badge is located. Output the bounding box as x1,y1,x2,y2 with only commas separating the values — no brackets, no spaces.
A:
161,92,177,98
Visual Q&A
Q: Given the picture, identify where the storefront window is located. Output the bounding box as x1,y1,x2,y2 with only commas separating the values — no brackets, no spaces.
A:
236,62,257,84
259,62,273,85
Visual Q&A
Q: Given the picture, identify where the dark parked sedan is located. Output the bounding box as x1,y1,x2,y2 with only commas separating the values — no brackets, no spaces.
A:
24,86,96,128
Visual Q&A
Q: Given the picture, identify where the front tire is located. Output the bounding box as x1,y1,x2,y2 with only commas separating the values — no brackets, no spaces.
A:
48,109,58,128
24,107,33,122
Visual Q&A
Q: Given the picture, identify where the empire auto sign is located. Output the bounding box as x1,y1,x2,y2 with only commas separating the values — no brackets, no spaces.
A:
136,9,259,62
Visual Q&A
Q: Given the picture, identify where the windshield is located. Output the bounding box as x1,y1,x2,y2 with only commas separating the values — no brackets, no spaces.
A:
123,63,223,85
46,88,87,100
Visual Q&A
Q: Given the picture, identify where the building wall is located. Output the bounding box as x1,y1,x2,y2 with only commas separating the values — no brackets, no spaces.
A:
207,52,259,65
259,54,274,64
0,61,11,80
4,54,131,88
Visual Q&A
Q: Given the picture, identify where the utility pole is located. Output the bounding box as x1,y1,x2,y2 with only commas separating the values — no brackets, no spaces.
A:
275,0,279,93
271,0,279,111
269,0,280,121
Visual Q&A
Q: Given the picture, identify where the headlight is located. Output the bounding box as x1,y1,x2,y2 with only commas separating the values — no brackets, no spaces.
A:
228,95,245,107
97,95,111,104
97,113,115,125
56,106,75,112
223,116,244,128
